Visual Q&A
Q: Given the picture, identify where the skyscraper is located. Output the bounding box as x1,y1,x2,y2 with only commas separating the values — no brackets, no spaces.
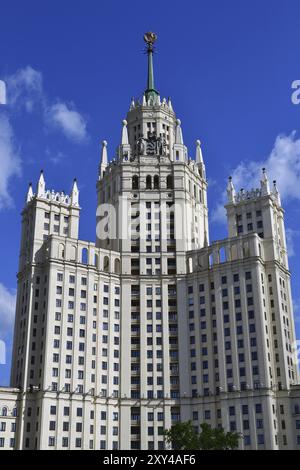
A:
1,33,300,450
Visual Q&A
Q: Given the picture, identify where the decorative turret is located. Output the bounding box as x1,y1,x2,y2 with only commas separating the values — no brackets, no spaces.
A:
272,180,281,205
119,119,131,160
226,176,236,203
37,170,46,197
195,140,203,163
121,119,129,145
71,178,79,206
173,119,186,162
175,119,184,145
195,139,206,179
26,183,33,203
130,98,135,111
99,140,108,178
260,167,270,196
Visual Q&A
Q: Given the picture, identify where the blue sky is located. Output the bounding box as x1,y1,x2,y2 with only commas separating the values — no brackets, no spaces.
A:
0,0,300,385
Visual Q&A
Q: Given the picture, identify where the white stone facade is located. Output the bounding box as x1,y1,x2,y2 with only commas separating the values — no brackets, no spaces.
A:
1,38,300,450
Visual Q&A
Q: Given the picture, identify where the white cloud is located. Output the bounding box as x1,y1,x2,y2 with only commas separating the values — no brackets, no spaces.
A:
0,114,21,209
0,66,88,210
286,228,300,257
6,66,44,113
212,132,300,224
0,283,16,340
294,299,300,325
46,102,88,142
5,65,88,142
0,80,6,104
211,200,227,225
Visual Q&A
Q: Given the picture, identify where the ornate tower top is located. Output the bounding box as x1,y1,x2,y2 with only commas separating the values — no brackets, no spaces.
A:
144,32,159,103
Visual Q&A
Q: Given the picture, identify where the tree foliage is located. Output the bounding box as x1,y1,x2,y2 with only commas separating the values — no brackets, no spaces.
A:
164,421,240,450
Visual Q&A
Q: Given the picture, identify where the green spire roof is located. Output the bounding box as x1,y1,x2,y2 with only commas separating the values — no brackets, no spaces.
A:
143,32,159,102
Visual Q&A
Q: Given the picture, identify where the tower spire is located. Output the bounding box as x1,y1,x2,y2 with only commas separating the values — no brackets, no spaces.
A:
144,32,159,103
37,170,45,197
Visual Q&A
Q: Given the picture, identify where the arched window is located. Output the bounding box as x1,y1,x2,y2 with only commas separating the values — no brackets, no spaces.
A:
194,185,197,198
103,256,109,272
132,175,139,190
167,175,173,189
154,175,159,189
114,259,121,274
2,407,7,416
82,247,88,264
146,175,152,189
94,253,99,267
219,247,226,263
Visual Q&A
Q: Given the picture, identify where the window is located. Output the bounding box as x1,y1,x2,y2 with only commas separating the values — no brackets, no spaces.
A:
49,421,56,431
132,175,139,190
62,437,68,448
256,419,264,429
255,404,262,414
75,438,82,448
167,175,173,189
48,437,55,447
230,421,236,431
257,434,265,445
